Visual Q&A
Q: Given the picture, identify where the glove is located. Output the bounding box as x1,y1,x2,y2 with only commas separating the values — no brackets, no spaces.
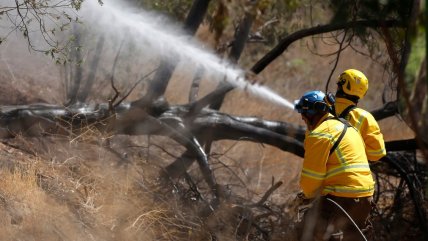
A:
294,191,313,222
295,191,312,205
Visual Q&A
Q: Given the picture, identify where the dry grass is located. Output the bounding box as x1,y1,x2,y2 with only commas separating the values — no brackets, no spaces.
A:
0,158,85,240
0,136,211,241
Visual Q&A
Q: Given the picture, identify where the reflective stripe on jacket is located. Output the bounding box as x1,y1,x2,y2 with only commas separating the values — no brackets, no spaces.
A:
300,113,375,198
335,97,386,161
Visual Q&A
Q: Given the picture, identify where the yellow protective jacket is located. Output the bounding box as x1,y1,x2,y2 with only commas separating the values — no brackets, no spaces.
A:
335,97,386,161
300,113,375,198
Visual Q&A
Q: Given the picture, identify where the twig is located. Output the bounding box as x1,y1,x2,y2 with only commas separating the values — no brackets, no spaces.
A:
114,67,159,108
325,29,348,92
109,39,125,110
256,181,283,206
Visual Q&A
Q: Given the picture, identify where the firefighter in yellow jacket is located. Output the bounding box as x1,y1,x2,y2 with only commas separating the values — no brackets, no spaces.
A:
334,69,386,161
295,90,373,241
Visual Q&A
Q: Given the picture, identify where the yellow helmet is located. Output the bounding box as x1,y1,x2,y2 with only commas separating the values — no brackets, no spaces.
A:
337,69,369,99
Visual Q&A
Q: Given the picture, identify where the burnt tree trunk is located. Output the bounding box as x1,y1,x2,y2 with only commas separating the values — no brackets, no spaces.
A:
77,35,105,103
135,0,212,103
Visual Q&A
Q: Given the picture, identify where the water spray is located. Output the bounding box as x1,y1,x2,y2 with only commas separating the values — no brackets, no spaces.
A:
81,1,294,110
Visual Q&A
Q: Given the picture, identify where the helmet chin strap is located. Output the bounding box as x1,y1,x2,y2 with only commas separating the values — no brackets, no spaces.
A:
302,113,319,129
336,87,359,104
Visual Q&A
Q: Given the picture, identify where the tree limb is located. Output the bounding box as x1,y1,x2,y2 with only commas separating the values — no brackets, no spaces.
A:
77,35,105,102
371,101,398,120
137,0,212,102
184,0,212,35
251,19,403,74
0,102,421,157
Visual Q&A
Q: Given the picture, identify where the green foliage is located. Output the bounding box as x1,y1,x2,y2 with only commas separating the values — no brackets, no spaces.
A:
131,0,194,21
0,0,90,63
404,2,426,89
405,27,426,84
70,0,85,10
256,0,302,17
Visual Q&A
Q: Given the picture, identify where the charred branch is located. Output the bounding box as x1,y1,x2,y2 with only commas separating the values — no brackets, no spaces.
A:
190,112,304,156
385,139,418,152
163,150,198,179
188,67,205,102
0,103,303,154
139,0,212,102
231,116,305,141
184,0,212,35
256,181,283,206
251,19,403,74
1,102,420,156
143,58,178,101
371,101,399,121
189,84,234,115
208,10,256,111
77,35,105,103
163,112,305,180
229,10,256,63
66,24,83,106
145,115,218,196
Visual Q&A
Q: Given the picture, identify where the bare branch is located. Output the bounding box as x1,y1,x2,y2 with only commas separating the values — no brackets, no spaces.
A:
114,67,159,108
256,181,283,206
251,19,403,74
325,30,347,92
371,101,398,120
109,40,125,107
77,35,105,102
188,66,205,103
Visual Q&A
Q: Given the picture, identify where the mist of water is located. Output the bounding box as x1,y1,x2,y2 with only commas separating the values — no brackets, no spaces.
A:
81,1,294,109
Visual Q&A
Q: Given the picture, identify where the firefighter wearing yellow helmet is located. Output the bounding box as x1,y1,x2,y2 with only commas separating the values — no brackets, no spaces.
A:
335,69,386,161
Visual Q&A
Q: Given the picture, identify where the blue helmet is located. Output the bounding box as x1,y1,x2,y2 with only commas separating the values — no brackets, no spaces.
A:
294,90,329,116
